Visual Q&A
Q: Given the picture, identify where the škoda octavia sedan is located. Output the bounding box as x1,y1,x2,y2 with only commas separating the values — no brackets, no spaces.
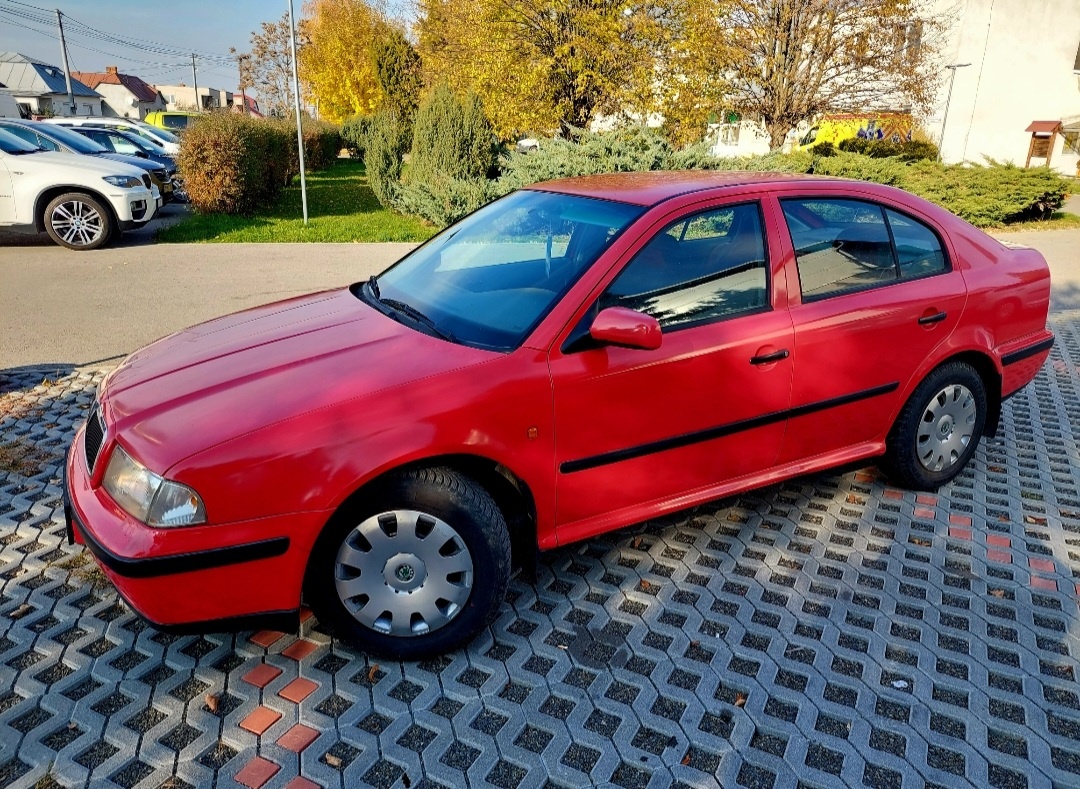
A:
66,172,1053,658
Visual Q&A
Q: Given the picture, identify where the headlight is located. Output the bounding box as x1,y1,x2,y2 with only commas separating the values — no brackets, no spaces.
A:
102,175,142,188
102,445,207,527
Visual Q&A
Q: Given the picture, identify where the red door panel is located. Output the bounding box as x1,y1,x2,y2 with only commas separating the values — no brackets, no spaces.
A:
773,193,968,464
551,310,795,533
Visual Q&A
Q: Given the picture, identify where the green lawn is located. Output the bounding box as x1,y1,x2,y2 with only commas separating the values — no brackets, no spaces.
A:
157,160,436,243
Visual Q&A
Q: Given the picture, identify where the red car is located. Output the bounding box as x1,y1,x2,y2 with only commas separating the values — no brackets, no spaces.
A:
65,172,1053,658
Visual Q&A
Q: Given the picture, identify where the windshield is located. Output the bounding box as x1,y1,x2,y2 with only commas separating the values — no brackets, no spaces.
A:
0,127,38,154
134,122,180,144
370,190,644,351
30,122,107,154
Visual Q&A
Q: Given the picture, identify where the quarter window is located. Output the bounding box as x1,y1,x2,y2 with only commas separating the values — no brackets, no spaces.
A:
602,203,768,330
781,198,946,301
886,209,947,279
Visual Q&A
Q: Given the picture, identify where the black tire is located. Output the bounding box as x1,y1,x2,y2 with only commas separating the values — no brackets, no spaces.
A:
881,362,987,490
42,192,114,251
307,467,512,660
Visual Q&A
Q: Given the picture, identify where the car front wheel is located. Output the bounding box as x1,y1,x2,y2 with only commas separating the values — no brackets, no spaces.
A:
881,361,987,490
307,468,512,660
43,192,114,251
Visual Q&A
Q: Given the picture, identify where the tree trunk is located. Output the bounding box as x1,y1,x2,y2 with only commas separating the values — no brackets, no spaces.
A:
767,122,788,151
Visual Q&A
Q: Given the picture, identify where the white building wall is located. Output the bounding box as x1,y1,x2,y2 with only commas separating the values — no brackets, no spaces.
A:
927,0,1080,174
93,83,164,120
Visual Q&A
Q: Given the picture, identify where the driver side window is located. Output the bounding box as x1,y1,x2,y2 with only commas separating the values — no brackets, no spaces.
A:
601,202,769,331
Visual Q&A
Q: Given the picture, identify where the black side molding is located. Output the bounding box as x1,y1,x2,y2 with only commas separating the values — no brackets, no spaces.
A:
1001,336,1054,366
71,511,289,579
561,381,899,474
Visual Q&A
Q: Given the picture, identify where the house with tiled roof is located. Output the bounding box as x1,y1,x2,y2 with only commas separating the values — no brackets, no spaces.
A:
0,52,102,117
71,65,165,120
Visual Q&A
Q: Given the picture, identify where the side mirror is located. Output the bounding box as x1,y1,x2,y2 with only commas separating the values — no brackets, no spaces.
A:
589,307,662,351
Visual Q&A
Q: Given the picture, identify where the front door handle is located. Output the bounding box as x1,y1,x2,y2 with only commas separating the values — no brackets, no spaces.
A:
750,349,790,365
918,311,947,325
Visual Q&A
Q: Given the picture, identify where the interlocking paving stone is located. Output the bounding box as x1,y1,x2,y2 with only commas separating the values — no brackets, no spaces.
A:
3,313,1080,786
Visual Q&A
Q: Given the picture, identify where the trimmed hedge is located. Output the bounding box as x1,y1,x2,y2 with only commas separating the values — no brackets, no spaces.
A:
341,114,371,160
178,113,293,215
837,137,939,161
179,115,342,214
369,125,1067,229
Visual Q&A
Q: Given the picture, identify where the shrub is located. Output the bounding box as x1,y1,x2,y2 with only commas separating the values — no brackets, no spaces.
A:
408,83,498,182
392,172,499,226
364,110,411,208
903,159,1066,226
375,123,1067,230
838,137,939,161
341,114,371,160
500,126,673,189
178,112,293,215
299,120,342,171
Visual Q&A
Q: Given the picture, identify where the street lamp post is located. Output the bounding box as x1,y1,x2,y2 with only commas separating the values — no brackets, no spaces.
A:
286,0,308,224
938,63,971,162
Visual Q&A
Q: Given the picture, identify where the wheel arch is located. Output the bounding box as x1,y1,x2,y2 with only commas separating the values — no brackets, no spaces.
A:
304,453,539,597
936,349,1002,438
34,186,119,233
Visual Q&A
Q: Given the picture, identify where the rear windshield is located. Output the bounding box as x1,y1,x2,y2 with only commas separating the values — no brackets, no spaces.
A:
30,122,107,154
160,115,193,130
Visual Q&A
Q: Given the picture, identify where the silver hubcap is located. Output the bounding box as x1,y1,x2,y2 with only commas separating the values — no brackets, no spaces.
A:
917,384,976,472
334,509,473,637
51,201,104,246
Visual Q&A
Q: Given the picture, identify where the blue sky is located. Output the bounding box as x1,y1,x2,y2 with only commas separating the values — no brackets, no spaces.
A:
0,0,303,94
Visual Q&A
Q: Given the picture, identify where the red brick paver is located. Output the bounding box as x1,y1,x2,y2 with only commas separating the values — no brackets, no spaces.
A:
240,706,282,736
250,631,286,648
278,723,320,753
279,677,318,703
243,663,283,689
235,757,280,789
282,639,318,661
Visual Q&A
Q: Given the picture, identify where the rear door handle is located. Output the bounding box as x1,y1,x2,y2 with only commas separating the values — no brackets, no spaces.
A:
918,311,948,325
750,349,790,365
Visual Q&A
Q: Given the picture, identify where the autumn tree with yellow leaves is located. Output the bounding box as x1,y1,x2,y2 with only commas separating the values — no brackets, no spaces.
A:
299,0,391,122
417,0,677,139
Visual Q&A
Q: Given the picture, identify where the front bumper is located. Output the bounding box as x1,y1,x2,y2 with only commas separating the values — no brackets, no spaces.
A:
64,422,325,629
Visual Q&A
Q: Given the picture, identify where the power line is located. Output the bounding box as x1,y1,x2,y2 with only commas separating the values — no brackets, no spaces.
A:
0,0,237,63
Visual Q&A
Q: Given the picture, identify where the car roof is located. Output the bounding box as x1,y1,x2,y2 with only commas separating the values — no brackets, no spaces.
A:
527,170,855,207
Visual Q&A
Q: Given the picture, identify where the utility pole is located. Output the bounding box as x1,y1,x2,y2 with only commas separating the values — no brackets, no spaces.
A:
938,63,971,162
287,0,308,224
54,10,76,116
191,54,199,111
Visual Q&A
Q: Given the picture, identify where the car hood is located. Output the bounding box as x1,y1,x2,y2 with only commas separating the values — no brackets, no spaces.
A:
95,151,157,171
101,288,498,473
17,150,148,177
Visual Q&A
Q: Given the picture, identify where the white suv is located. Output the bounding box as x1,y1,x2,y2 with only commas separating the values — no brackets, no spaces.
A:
44,116,181,156
0,127,159,250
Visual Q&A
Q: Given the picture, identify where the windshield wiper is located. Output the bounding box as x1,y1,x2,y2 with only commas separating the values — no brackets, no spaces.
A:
381,298,455,342
364,276,454,342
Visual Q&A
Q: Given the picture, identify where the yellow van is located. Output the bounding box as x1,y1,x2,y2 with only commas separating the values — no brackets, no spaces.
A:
143,111,202,132
797,113,913,151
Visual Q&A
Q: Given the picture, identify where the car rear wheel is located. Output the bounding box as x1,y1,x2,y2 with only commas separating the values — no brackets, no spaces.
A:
307,467,511,660
881,362,987,490
43,192,113,251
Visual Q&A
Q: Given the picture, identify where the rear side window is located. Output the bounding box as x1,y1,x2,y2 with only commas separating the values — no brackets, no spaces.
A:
602,202,768,330
886,209,946,279
781,198,946,301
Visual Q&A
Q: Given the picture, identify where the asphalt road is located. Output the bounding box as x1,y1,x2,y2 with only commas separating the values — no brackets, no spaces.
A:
1,222,1077,369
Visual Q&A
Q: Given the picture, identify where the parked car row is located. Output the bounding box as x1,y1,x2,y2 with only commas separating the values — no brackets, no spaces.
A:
0,115,195,250
0,125,159,250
